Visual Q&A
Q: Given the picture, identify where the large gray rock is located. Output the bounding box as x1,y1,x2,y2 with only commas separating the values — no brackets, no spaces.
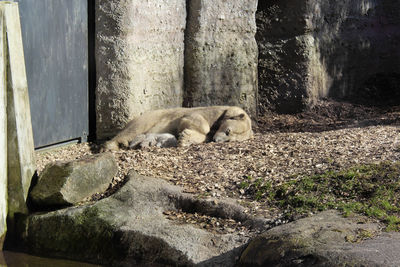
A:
184,0,258,117
95,0,186,140
20,172,262,266
239,210,400,266
256,0,400,113
30,153,117,207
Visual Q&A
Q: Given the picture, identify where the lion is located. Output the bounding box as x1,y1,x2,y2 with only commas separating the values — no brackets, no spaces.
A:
102,106,253,151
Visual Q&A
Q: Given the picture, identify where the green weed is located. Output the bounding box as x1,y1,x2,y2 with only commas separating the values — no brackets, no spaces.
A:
242,161,400,231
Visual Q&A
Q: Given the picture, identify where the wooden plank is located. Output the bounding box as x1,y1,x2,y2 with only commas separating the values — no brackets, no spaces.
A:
3,2,35,222
0,6,7,250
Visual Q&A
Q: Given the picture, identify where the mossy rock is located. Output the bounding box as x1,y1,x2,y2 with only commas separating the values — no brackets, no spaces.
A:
30,152,117,207
239,210,400,267
18,172,251,266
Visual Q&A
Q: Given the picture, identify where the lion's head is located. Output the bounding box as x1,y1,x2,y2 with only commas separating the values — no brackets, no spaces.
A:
213,112,253,143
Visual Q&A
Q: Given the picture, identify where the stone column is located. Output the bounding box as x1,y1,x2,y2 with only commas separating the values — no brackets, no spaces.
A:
184,0,258,117
256,1,322,113
95,0,186,140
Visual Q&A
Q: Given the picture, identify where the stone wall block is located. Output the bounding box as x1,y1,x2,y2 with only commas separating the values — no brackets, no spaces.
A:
257,0,400,113
185,0,258,117
95,0,186,140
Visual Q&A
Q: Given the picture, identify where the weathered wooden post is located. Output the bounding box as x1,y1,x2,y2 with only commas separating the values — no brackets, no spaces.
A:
0,6,6,251
1,2,36,248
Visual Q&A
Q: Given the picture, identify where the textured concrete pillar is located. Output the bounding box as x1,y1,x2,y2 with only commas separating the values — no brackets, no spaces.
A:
0,6,6,250
96,0,186,140
184,0,258,117
3,2,36,223
256,0,400,113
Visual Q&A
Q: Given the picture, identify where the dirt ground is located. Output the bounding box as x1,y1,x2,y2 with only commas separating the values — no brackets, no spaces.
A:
36,100,400,233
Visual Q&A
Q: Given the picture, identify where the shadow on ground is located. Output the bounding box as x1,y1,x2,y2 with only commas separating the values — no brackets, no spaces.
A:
256,99,400,133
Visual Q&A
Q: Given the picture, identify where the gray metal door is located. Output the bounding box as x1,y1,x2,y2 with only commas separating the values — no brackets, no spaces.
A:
15,0,88,148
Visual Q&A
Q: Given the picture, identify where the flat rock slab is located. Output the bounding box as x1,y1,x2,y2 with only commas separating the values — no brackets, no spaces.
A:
239,210,400,267
19,171,255,266
30,152,117,207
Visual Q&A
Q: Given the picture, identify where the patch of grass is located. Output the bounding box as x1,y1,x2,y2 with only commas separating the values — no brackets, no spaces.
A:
242,161,400,231
345,228,377,243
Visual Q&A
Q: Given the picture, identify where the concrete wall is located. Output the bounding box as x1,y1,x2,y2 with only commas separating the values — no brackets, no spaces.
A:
95,0,186,139
257,0,400,113
95,0,400,134
95,0,259,139
184,0,258,117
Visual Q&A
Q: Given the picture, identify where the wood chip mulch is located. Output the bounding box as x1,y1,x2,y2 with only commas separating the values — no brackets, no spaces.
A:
35,101,400,233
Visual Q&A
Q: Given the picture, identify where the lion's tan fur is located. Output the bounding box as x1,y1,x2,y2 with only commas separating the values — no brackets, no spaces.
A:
103,106,253,151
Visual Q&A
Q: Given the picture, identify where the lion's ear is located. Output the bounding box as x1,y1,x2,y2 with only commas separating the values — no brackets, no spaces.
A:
228,113,246,120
